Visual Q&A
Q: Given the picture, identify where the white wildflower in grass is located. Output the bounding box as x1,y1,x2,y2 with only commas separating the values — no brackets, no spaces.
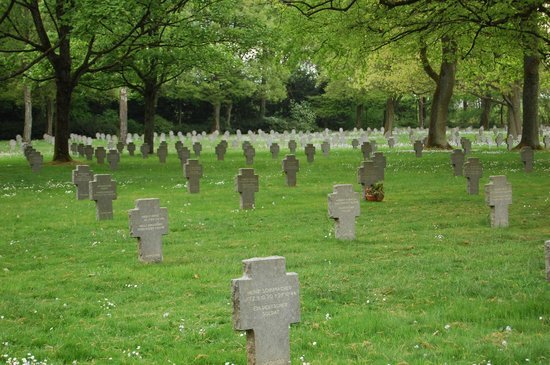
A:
325,313,332,320
163,312,170,318
435,234,444,240
99,298,116,310
444,324,451,330
311,341,317,346
505,325,512,332
198,328,206,336
501,340,507,347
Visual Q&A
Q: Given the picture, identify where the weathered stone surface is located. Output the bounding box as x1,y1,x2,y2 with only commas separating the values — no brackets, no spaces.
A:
157,143,168,163
84,145,94,160
288,140,297,154
520,146,534,173
193,142,202,156
89,174,117,220
304,144,315,163
184,159,203,193
413,140,423,157
450,149,465,176
463,158,483,195
484,175,512,228
72,165,94,200
372,152,386,181
95,147,106,164
232,256,300,365
270,143,280,159
282,155,299,187
28,151,43,173
128,198,168,263
328,184,360,240
357,160,381,189
106,150,120,170
127,142,136,156
321,141,330,157
460,138,472,154
215,143,227,161
351,139,359,149
244,145,256,165
360,142,373,159
140,143,149,158
235,168,259,209
177,146,191,166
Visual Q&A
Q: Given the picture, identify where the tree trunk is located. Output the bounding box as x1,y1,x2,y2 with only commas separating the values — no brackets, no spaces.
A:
119,87,128,144
23,85,32,142
53,75,73,162
504,83,522,139
463,100,468,110
143,81,158,154
383,97,395,133
424,37,456,149
355,103,364,129
480,96,491,129
225,101,233,131
418,96,426,128
259,97,266,120
518,54,540,149
46,96,54,136
212,101,221,132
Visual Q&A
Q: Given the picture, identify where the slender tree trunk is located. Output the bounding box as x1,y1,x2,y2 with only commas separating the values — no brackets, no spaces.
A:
46,96,54,136
119,87,128,144
518,55,540,148
383,97,395,133
422,37,456,149
53,74,73,162
504,83,522,139
418,96,426,128
355,103,364,129
259,97,266,120
463,100,468,110
225,101,233,131
212,101,221,132
143,81,158,154
23,85,32,142
480,96,492,129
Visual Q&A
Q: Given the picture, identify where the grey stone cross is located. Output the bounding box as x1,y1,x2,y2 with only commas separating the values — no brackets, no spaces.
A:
520,146,534,173
72,165,94,200
484,175,512,228
328,184,360,240
89,174,117,220
95,146,106,164
463,158,483,195
128,198,168,263
184,159,203,193
413,140,423,157
282,155,299,187
235,168,259,209
450,149,465,176
304,143,315,163
270,143,280,159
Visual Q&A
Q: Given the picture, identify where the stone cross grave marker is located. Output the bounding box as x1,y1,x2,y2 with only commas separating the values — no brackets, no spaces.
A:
282,155,299,187
28,151,43,173
360,142,373,159
506,135,514,150
372,152,386,181
116,141,125,154
460,138,472,154
215,143,226,161
107,150,120,170
546,241,550,283
351,139,359,149
157,144,168,163
288,140,297,154
450,149,465,176
244,145,255,165
357,160,380,190
77,143,85,157
520,146,534,173
328,184,361,240
270,143,280,159
413,140,423,157
192,142,202,157
127,142,136,156
484,175,512,228
178,146,191,166
304,143,315,163
463,158,483,195
84,145,94,160
140,143,149,158
321,141,330,157
232,256,300,365
95,146,106,164
387,137,395,148
235,168,259,209
495,133,504,147
71,165,94,200
128,198,168,263
70,142,78,155
175,140,183,153
184,159,203,193
89,174,117,220
544,135,550,149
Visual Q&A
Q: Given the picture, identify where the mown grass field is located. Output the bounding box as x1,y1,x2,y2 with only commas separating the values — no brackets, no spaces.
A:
0,136,549,365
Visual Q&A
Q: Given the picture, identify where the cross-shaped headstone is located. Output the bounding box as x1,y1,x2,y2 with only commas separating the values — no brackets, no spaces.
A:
28,151,43,173
70,142,78,154
544,135,550,149
495,133,504,147
232,256,300,365
463,158,483,195
84,145,94,160
244,146,256,165
270,143,280,159
157,144,168,163
351,139,359,149
413,140,423,157
520,146,534,173
450,149,465,176
288,140,297,154
184,159,203,193
235,168,259,209
175,140,183,153
357,160,381,192
328,184,360,240
506,135,514,151
77,143,85,157
128,198,169,263
460,138,472,154
387,137,395,148
140,143,149,158
72,165,94,200
127,142,136,156
282,155,299,187
372,152,386,181
360,142,373,159
304,144,315,163
178,146,191,166
107,150,120,170
116,141,125,154
321,141,330,157
89,174,117,220
215,143,227,161
192,142,202,157
484,175,512,228
94,146,106,164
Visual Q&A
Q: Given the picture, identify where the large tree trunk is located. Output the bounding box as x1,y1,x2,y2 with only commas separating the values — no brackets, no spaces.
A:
422,37,456,149
143,81,158,154
225,101,233,131
355,103,364,129
479,96,492,129
518,54,540,149
23,85,32,142
46,96,54,136
418,96,426,128
383,97,395,133
212,100,221,132
119,87,128,144
504,83,522,139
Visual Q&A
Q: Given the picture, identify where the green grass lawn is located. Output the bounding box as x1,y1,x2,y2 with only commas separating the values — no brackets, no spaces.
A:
0,138,549,365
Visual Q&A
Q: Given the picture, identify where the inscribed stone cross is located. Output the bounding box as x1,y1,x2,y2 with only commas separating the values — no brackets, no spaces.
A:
450,149,465,176
484,175,512,228
413,140,423,157
72,165,94,200
127,142,136,156
84,145,94,160
178,146,191,166
360,142,372,159
107,150,120,170
321,141,330,157
193,142,202,156
270,143,280,159
184,159,203,193
95,147,106,164
372,152,386,181
357,160,380,189
232,256,300,365
128,198,168,263
215,143,226,161
244,146,256,165
460,138,472,154
140,143,149,158
463,158,483,195
116,141,125,154
328,184,360,240
282,155,299,187
520,146,534,173
288,140,297,154
236,168,259,209
157,145,168,163
89,174,117,220
304,144,315,163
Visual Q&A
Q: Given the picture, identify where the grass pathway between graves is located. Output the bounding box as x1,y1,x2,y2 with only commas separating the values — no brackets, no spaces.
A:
0,140,549,365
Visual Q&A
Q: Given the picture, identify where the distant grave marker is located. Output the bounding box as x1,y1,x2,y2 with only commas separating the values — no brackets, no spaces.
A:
495,133,504,147
357,160,379,191
413,140,423,157
282,155,299,187
70,142,78,155
520,146,534,173
215,143,227,161
288,140,297,154
232,256,300,365
360,142,372,159
235,168,259,209
460,138,472,154
484,175,512,228
157,144,168,163
107,150,120,170
193,142,202,157
450,149,465,176
95,146,106,164
116,141,125,154
184,159,203,193
463,158,483,195
321,141,330,157
544,135,550,149
71,165,94,200
270,143,280,159
140,143,149,158
28,151,43,173
244,145,256,165
304,143,315,163
506,135,514,150
128,198,168,263
351,139,359,149
84,145,94,160
328,184,360,240
89,174,117,220
177,146,191,166
372,152,386,181
77,143,85,157
387,137,395,148
127,142,136,156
